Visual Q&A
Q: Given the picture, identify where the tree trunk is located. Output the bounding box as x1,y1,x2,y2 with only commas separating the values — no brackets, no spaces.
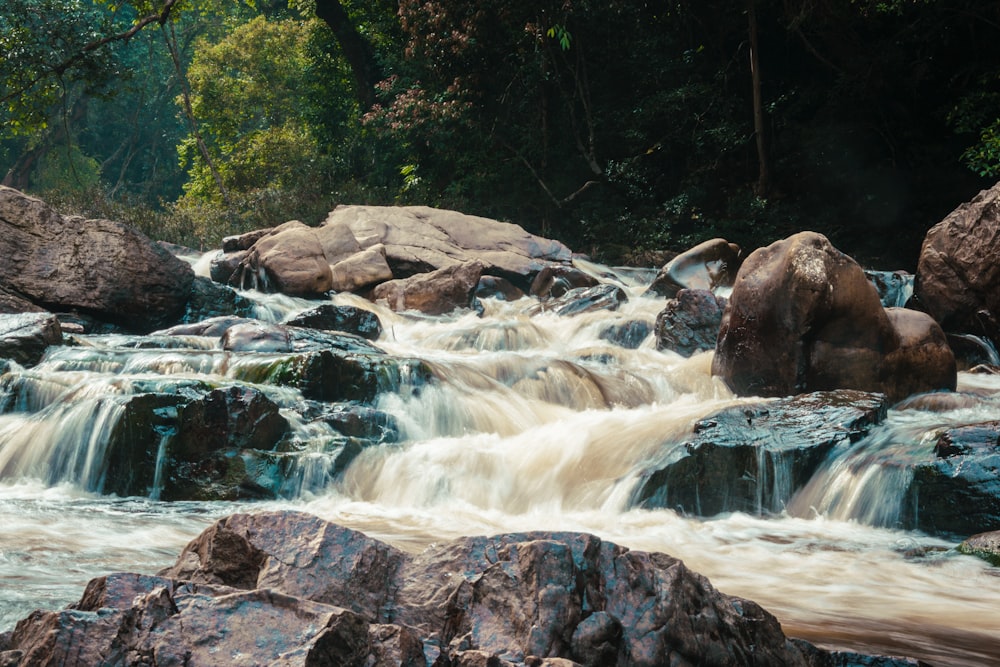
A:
3,95,89,190
748,0,771,195
314,0,382,111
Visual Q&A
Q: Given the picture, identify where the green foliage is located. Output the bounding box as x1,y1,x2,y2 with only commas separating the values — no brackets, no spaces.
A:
33,144,102,192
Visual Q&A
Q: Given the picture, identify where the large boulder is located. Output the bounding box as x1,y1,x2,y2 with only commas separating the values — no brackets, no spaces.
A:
915,181,1000,348
0,187,194,332
712,231,955,403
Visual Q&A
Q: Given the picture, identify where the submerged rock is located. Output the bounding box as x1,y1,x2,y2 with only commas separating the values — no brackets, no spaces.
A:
539,284,628,317
632,391,889,517
3,510,922,667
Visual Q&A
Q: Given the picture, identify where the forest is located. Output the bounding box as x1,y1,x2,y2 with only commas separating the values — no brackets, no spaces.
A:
2,0,999,269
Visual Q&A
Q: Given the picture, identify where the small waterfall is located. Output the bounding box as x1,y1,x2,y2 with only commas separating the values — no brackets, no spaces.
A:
0,397,128,492
786,420,936,527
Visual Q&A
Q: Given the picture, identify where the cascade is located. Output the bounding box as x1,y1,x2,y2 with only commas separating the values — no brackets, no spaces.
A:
1,264,999,665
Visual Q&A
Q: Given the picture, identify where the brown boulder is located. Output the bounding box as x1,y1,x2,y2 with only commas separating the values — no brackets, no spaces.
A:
372,260,484,315
915,181,1000,347
0,312,62,366
329,244,394,292
238,221,333,296
713,232,954,403
0,187,194,332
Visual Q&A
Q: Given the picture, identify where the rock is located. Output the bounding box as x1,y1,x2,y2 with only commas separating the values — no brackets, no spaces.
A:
305,403,399,443
5,510,924,666
0,285,44,315
0,186,194,332
158,315,254,337
654,289,725,357
372,260,484,315
645,238,743,298
284,303,383,340
880,307,957,403
477,275,526,302
632,391,889,517
208,248,247,284
541,284,628,317
237,221,334,296
598,319,652,350
221,320,294,352
712,231,955,403
330,243,394,293
957,530,1000,566
179,275,257,324
905,420,1000,537
243,348,432,404
324,205,573,289
101,386,291,501
915,181,1000,348
0,313,62,366
222,227,274,253
529,265,599,299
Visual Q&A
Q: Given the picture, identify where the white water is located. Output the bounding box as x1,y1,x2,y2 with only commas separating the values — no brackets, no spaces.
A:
2,267,1000,665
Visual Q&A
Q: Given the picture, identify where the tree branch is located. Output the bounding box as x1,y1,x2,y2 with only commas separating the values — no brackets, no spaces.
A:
0,0,181,106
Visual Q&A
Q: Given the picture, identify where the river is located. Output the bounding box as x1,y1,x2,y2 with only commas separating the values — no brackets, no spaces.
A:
1,261,999,666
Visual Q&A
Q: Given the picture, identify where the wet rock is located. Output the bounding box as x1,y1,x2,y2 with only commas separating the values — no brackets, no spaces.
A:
373,260,484,316
598,319,652,350
632,391,889,517
243,348,431,404
5,510,923,666
220,320,383,355
0,313,62,367
179,275,256,323
905,420,1000,537
208,247,247,284
957,530,1000,566
0,186,194,332
541,284,628,317
915,181,1000,349
284,303,383,340
713,232,955,403
98,386,290,501
654,289,725,357
529,265,599,299
477,275,526,302
645,238,743,298
158,315,253,337
305,403,399,443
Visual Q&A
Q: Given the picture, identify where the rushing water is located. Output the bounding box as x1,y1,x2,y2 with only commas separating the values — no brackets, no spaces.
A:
2,262,1000,666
